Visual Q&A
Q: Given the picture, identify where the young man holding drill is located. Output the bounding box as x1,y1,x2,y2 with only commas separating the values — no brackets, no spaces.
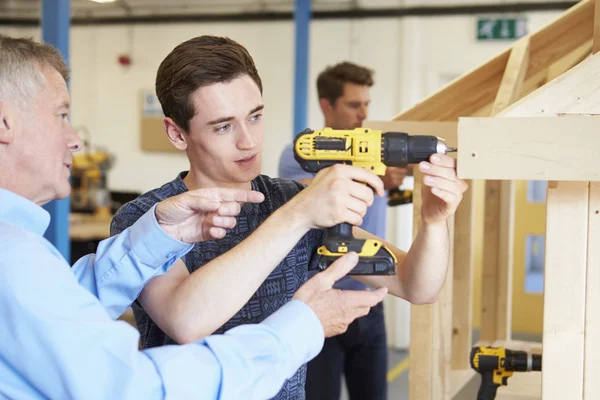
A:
279,61,407,400
112,35,467,400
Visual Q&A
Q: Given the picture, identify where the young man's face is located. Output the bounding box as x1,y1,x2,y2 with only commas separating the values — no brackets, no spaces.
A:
184,74,264,188
324,82,370,130
0,65,82,205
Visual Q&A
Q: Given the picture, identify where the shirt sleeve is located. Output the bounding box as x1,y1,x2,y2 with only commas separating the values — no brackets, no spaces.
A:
278,143,315,181
0,239,324,400
71,203,193,319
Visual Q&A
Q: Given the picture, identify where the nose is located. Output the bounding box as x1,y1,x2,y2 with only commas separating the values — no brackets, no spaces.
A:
358,105,367,121
68,125,83,152
237,125,257,151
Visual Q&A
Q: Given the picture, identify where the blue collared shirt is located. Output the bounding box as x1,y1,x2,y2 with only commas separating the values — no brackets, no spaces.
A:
0,188,324,400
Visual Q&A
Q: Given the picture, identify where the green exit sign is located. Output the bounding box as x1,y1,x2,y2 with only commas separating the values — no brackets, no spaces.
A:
477,16,527,41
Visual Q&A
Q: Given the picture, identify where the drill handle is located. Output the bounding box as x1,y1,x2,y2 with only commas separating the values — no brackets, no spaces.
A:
326,222,353,238
477,372,500,400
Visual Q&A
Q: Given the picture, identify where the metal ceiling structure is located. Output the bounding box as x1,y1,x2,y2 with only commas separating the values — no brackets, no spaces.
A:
0,0,581,21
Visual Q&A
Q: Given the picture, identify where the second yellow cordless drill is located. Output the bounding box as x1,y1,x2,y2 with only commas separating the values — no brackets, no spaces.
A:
470,346,542,400
293,127,455,275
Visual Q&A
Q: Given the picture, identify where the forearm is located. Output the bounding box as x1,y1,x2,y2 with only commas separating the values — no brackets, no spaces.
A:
165,202,311,344
400,221,450,304
354,221,449,304
73,205,192,319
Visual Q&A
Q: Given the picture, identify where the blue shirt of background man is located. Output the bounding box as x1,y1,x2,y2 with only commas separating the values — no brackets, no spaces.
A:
278,143,388,291
0,187,324,400
111,172,326,400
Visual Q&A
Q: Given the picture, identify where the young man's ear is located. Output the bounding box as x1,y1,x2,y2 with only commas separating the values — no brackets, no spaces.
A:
318,97,334,119
0,101,15,145
163,117,188,151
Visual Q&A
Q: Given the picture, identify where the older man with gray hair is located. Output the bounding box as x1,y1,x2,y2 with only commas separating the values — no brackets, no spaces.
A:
0,35,386,399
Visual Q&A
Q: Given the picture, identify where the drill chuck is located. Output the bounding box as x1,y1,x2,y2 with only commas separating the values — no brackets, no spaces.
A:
382,132,455,166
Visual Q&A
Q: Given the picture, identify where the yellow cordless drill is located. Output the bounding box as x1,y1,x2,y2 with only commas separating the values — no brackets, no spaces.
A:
470,346,542,400
293,127,456,275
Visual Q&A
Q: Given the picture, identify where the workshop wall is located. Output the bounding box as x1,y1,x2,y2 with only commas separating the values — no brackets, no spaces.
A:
1,10,561,194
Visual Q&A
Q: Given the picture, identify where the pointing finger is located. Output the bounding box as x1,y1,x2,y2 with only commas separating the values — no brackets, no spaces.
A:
190,188,265,204
213,188,265,203
217,201,242,217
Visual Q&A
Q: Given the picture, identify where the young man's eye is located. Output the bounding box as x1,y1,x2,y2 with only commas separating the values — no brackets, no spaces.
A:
60,113,69,120
250,114,262,122
215,124,230,133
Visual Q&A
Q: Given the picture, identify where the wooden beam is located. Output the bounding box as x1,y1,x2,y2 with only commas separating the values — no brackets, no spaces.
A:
457,116,600,181
480,38,529,343
499,51,600,118
491,38,531,116
546,39,593,83
393,0,593,121
584,182,600,399
470,39,593,118
543,182,589,399
594,0,600,54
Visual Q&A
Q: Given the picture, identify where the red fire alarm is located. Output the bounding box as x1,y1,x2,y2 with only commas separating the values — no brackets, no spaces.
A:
118,54,132,66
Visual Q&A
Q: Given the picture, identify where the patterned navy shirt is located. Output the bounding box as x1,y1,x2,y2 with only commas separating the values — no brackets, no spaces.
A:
110,172,325,400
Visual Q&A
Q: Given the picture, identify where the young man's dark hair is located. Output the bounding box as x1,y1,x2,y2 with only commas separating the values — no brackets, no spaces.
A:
316,61,374,106
155,35,263,133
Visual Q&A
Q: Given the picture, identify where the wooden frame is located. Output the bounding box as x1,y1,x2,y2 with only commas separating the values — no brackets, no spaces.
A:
364,0,598,398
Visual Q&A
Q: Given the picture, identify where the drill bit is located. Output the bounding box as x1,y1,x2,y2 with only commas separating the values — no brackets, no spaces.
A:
446,147,457,153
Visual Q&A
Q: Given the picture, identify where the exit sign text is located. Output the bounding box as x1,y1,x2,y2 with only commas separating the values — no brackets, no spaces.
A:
477,16,527,41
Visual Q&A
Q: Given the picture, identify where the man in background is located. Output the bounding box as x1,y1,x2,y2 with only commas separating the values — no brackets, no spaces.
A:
278,61,407,400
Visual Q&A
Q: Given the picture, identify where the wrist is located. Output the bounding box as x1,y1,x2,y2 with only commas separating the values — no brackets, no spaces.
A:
420,218,448,232
281,196,313,231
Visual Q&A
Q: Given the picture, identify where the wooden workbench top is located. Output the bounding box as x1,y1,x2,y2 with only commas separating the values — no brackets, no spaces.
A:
69,213,113,241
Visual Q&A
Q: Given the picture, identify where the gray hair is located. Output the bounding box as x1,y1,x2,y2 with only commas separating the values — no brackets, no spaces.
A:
0,34,69,108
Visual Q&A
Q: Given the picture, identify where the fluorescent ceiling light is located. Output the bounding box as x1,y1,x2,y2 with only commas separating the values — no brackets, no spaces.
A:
89,0,117,3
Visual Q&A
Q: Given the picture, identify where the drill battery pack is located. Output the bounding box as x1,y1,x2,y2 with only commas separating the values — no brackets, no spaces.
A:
316,223,397,275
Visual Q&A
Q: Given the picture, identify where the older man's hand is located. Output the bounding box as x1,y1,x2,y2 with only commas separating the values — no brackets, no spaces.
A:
155,188,265,243
293,252,388,338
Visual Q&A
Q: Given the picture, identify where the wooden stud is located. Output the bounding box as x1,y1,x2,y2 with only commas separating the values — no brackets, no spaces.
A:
543,182,589,399
451,182,476,370
480,38,529,343
584,182,600,399
594,0,600,54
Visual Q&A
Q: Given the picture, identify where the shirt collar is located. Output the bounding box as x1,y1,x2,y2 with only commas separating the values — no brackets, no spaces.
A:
0,188,51,236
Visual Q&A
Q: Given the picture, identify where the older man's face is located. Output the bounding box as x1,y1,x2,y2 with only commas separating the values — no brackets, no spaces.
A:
4,66,83,205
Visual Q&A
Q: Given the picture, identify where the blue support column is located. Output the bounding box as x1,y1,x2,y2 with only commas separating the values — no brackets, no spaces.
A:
293,0,311,137
42,0,71,262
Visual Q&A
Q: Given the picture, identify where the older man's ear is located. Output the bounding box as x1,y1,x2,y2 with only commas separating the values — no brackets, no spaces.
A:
0,101,15,145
